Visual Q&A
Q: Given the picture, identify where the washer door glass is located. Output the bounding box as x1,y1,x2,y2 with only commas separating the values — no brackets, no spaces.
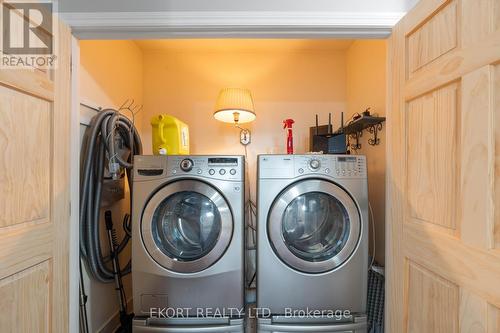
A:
268,179,361,273
282,192,350,262
141,180,233,273
152,191,222,262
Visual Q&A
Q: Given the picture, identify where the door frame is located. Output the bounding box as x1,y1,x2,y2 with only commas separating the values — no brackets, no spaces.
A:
68,12,408,333
62,10,405,40
70,37,81,333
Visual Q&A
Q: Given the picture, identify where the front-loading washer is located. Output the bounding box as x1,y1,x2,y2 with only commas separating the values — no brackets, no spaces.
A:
132,155,245,332
256,154,368,333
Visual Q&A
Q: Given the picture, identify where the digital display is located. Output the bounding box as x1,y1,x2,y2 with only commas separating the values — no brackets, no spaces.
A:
208,157,238,165
338,157,356,162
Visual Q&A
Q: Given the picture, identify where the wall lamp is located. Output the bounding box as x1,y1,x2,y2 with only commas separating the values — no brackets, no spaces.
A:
213,88,256,145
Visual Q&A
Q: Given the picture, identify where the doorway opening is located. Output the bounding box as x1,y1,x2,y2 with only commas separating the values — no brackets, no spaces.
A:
75,37,387,333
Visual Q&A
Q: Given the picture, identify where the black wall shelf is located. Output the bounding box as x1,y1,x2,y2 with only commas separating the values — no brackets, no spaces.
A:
336,114,386,150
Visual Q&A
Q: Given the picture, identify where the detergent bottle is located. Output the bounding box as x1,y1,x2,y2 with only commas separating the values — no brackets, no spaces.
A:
151,114,190,155
283,119,295,154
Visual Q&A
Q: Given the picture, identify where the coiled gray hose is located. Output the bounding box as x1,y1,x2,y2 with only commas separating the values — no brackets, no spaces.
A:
80,109,142,283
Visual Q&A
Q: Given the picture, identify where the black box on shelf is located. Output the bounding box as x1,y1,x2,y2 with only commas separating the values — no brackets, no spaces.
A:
309,125,347,154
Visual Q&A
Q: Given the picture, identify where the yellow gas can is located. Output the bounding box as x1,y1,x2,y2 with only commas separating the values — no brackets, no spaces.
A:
151,114,190,155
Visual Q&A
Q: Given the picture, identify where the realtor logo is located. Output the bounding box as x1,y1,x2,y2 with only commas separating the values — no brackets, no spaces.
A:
1,1,55,68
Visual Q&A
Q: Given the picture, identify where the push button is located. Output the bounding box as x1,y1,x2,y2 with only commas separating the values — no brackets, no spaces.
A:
219,169,226,175
208,169,215,175
230,169,236,175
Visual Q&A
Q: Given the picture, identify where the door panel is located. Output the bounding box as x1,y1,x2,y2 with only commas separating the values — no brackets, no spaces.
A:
267,179,361,273
141,180,233,273
461,0,496,47
407,82,458,231
461,67,494,249
0,85,51,227
406,0,458,76
0,16,71,333
459,289,488,333
406,261,458,333
488,304,500,331
387,0,500,332
0,260,51,332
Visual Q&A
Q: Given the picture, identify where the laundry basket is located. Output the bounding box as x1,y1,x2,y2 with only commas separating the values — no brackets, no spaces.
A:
367,265,385,333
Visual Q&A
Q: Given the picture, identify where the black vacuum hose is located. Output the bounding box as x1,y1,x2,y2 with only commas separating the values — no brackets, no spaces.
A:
80,109,142,283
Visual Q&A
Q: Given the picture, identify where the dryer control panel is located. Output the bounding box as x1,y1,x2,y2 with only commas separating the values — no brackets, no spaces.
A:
333,156,367,178
259,154,366,179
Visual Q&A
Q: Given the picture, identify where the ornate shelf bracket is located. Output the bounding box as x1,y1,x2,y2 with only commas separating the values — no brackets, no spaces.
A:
349,131,363,150
340,111,386,150
368,123,383,146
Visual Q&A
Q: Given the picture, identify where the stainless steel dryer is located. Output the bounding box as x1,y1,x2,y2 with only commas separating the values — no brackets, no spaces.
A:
132,155,245,333
257,154,368,333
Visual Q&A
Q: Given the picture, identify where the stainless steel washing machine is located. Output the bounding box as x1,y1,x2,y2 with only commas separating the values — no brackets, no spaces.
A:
132,155,245,332
256,154,368,333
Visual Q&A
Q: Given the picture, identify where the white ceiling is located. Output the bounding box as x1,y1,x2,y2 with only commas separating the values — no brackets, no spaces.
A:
135,39,355,53
59,0,419,13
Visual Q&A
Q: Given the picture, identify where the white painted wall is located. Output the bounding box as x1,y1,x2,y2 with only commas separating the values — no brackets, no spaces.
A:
60,0,418,13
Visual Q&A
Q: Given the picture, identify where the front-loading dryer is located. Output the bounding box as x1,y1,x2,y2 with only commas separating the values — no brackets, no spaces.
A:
257,154,368,333
132,155,245,332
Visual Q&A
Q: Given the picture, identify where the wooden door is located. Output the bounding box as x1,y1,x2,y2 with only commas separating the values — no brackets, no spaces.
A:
387,0,500,332
0,12,71,333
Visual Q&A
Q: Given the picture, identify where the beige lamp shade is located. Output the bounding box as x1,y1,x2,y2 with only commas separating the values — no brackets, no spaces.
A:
214,88,256,124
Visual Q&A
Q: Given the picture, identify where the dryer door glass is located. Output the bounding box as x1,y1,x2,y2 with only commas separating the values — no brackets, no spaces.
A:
151,191,222,261
282,192,350,262
268,179,361,273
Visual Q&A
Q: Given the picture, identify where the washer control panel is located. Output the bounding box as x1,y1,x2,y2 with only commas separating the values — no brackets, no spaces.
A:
259,154,366,179
169,156,243,180
134,155,243,181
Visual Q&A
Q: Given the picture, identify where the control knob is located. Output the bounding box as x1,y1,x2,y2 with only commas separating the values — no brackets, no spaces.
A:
180,158,194,172
309,159,321,170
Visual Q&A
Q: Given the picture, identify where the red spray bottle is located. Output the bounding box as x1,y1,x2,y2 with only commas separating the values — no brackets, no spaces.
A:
283,119,295,154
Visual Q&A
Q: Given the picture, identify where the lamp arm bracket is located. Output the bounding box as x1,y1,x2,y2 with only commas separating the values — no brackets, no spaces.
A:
235,124,251,145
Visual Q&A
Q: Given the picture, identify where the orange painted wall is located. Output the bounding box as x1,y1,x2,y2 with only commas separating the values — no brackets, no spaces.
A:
346,40,387,265
80,40,144,116
79,40,143,332
141,40,350,195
